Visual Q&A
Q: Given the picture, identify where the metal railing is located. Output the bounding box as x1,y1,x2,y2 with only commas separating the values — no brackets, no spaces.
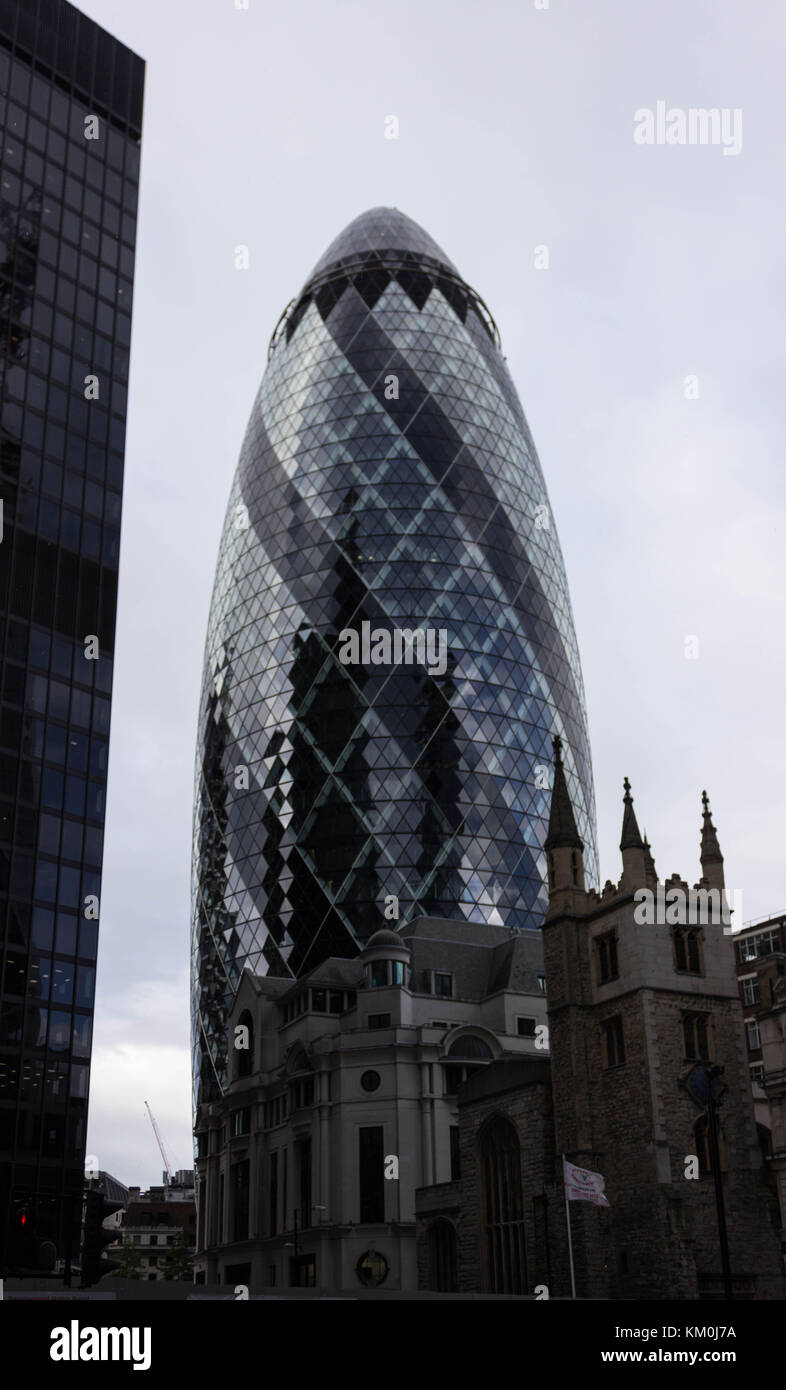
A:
740,910,785,931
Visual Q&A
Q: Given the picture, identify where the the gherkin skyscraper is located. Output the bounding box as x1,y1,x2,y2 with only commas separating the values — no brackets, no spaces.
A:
191,208,597,1105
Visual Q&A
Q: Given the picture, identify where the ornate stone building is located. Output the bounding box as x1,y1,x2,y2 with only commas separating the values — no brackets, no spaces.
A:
415,741,785,1299
192,917,548,1291
193,738,784,1297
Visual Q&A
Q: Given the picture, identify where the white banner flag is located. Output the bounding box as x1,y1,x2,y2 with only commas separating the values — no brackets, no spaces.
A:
563,1157,610,1207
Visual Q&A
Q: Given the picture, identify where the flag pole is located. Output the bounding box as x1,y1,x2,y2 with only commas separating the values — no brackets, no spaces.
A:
562,1154,577,1299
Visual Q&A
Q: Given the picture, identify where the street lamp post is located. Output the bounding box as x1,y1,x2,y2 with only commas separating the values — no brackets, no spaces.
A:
686,1062,732,1300
706,1066,733,1300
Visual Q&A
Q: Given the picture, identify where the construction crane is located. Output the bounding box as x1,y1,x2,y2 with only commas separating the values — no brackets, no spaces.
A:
144,1101,173,1185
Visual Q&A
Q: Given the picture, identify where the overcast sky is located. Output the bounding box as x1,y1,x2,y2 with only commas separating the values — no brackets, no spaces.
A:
71,0,785,1188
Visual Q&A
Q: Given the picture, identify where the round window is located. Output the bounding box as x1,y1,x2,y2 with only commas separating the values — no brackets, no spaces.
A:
357,1249,388,1287
360,1069,381,1093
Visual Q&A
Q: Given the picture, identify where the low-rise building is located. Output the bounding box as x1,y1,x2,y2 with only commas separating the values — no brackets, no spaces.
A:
415,761,784,1299
758,968,786,1252
732,913,786,1166
193,917,548,1290
111,1173,196,1282
733,914,786,1088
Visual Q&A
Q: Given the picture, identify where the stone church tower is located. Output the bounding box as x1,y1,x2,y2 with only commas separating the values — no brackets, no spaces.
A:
541,737,784,1298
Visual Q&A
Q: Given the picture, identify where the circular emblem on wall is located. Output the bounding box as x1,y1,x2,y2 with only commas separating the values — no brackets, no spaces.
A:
356,1249,389,1287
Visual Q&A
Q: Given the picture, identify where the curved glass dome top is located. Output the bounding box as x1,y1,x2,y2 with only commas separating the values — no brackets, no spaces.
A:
307,206,459,280
191,207,597,1103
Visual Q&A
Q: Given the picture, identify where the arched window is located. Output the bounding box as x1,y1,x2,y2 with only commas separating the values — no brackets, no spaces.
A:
427,1219,457,1292
443,1035,493,1096
236,1011,254,1079
479,1116,526,1294
285,1043,312,1076
447,1036,493,1061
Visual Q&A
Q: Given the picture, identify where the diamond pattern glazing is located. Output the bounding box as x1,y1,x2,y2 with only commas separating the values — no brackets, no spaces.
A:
191,209,598,1104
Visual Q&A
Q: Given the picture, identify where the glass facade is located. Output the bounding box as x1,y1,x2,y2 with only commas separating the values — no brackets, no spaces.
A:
192,208,597,1105
0,0,143,1267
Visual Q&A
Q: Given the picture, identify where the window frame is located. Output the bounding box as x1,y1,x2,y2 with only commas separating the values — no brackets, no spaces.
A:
432,971,453,999
741,976,760,1007
596,930,619,984
358,1125,385,1224
673,927,703,975
232,1106,251,1138
682,1011,712,1062
601,1014,625,1068
370,960,389,988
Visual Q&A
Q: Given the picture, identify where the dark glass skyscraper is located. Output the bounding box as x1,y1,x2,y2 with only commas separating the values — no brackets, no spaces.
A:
0,0,143,1269
192,208,597,1105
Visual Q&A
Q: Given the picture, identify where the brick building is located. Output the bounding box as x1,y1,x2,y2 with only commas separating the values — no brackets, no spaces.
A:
111,1173,195,1281
733,913,785,1081
729,910,786,1236
758,973,786,1264
415,741,785,1299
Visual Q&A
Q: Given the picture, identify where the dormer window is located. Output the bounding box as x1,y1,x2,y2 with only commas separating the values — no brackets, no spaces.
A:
432,971,453,998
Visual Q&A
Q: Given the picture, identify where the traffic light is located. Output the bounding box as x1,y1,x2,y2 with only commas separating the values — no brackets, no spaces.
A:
7,1200,57,1274
80,1187,123,1286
